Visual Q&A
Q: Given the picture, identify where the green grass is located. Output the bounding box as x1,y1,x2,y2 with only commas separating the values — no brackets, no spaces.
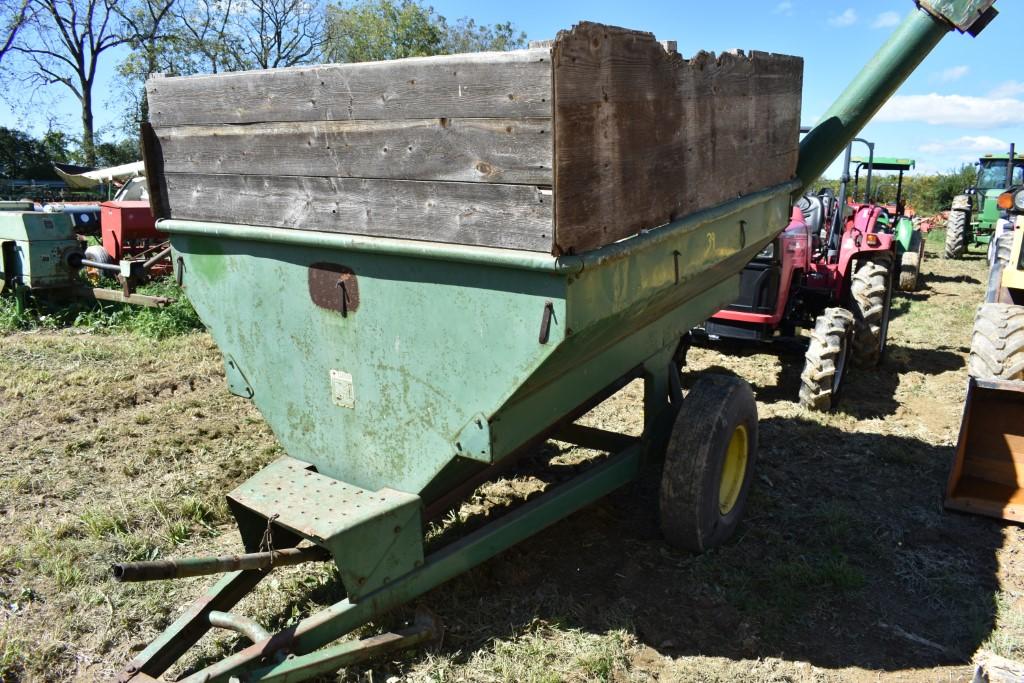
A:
0,278,203,338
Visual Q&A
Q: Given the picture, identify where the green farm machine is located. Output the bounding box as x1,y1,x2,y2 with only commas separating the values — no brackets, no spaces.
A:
946,146,1024,259
852,155,925,290
0,201,83,301
0,201,172,308
111,3,996,681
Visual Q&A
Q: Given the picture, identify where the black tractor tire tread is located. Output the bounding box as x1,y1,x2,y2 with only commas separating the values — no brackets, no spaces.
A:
660,374,758,553
799,307,854,411
945,209,968,259
968,303,1024,381
849,256,893,368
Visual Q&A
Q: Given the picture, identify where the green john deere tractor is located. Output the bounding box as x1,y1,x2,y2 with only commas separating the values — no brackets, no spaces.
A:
946,145,1024,259
852,155,924,290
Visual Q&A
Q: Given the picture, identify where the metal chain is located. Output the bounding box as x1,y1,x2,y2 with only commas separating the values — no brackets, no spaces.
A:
258,513,280,565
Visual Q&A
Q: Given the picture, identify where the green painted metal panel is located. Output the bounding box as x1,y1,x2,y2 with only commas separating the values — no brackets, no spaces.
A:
0,211,80,289
919,0,996,31
851,156,915,171
895,217,915,254
167,181,794,500
492,185,791,458
173,230,567,495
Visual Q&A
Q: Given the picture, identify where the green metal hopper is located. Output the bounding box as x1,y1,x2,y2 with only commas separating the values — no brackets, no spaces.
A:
116,3,997,681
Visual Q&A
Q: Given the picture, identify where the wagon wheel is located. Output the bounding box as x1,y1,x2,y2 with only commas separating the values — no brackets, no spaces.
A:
659,374,758,552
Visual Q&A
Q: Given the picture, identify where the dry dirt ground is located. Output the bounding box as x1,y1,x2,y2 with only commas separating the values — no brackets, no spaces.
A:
2,231,1022,682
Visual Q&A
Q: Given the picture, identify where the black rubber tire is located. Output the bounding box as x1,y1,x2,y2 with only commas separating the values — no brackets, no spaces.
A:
898,250,920,292
898,232,923,292
798,307,854,411
968,303,1024,381
659,374,758,553
849,256,894,368
945,210,968,259
84,245,116,281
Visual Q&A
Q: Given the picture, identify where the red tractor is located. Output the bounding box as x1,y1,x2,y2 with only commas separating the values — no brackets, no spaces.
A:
700,138,896,411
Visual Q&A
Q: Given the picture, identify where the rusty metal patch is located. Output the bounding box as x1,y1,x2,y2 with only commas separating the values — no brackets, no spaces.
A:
309,262,359,315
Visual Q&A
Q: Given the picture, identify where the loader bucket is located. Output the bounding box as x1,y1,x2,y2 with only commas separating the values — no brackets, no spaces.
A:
945,378,1024,522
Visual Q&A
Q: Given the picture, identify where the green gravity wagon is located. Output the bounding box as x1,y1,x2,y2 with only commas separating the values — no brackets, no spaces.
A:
115,3,997,681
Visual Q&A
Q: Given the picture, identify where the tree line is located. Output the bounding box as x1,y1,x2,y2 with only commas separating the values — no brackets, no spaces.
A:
815,164,977,217
0,0,527,171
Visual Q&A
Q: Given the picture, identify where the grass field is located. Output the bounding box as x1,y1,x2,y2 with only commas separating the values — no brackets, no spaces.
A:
1,231,1021,682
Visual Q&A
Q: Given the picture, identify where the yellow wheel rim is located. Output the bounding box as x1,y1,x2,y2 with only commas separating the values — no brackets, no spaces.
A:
718,424,748,516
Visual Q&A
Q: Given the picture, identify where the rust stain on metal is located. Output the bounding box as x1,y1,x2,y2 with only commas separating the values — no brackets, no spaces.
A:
309,262,360,315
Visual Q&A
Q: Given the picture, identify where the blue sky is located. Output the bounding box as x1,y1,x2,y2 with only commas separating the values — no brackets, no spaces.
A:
3,0,1021,178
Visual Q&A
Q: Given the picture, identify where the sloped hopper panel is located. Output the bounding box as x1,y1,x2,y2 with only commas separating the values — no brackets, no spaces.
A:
168,181,794,500
175,229,568,495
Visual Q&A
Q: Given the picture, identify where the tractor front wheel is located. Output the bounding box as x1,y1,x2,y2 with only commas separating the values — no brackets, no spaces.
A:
849,256,894,368
898,232,923,291
659,374,758,552
945,209,968,259
798,307,854,411
969,303,1024,381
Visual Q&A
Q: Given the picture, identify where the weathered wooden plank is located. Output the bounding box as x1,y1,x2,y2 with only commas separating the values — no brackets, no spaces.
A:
551,22,802,255
147,50,553,127
156,118,553,185
162,173,554,251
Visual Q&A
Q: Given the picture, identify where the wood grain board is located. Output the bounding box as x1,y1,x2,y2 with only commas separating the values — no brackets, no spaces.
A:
146,24,802,254
156,118,553,185
146,50,553,126
551,22,802,254
163,173,554,251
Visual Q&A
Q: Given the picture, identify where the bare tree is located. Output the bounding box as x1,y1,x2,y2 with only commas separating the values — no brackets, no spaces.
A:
0,0,28,65
113,0,176,75
235,0,323,69
173,0,246,74
8,0,130,165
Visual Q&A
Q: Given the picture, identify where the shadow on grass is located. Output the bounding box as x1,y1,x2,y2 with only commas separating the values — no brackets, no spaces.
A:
688,342,961,418
174,416,1002,679
383,416,1002,673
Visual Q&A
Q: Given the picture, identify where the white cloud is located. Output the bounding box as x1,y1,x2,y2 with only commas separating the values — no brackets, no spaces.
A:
773,1,793,15
919,135,1007,156
828,8,858,26
872,11,900,28
936,65,969,82
990,81,1024,98
877,93,1024,128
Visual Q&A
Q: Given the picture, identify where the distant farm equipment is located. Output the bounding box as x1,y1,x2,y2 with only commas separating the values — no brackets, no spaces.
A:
945,144,1023,259
1,166,172,308
946,183,1024,521
701,138,902,411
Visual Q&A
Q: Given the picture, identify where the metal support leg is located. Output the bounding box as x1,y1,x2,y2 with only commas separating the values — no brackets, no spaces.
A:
178,444,645,683
119,569,272,681
641,345,682,462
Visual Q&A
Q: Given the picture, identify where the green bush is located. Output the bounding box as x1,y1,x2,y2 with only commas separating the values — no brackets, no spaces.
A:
812,164,976,216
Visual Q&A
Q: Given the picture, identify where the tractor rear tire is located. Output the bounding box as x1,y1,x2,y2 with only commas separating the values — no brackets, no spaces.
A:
945,210,968,259
849,256,894,368
799,307,854,411
968,303,1024,381
659,374,758,553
